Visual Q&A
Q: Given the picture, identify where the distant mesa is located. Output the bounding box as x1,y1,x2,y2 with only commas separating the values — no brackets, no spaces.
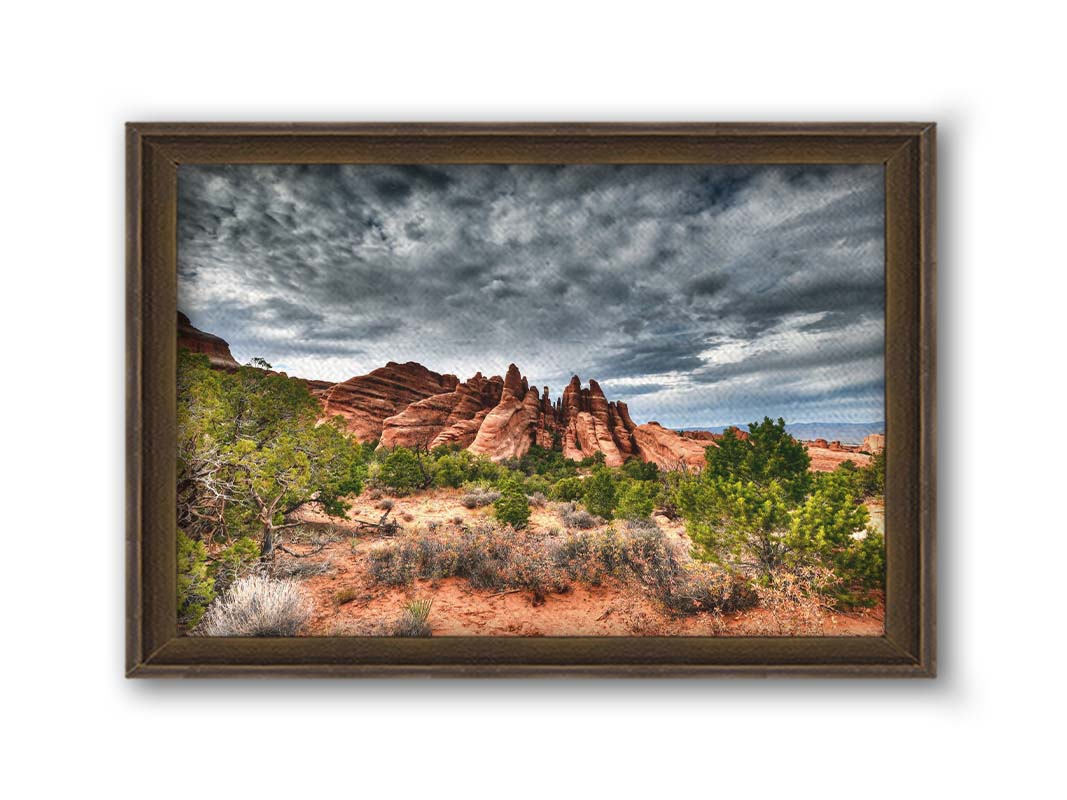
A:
177,313,855,471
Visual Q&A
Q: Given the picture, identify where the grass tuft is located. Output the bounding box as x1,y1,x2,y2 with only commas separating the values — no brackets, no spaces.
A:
197,575,312,636
393,597,434,637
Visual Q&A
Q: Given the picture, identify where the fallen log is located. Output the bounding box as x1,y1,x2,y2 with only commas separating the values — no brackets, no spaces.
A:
350,510,401,536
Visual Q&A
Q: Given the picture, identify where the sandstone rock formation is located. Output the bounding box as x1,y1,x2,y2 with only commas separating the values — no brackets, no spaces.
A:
304,379,335,397
863,433,886,454
804,444,872,472
320,361,459,442
678,430,717,442
362,364,643,465
178,312,239,370
468,365,545,461
632,422,710,470
555,376,637,467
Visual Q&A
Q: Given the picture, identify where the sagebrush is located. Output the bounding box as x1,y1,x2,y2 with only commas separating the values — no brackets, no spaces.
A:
197,575,312,636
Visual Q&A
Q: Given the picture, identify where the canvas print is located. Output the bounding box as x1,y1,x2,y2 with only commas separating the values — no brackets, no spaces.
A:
176,163,886,637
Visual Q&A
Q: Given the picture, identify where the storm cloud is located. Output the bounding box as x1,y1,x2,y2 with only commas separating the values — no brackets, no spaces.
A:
178,163,884,428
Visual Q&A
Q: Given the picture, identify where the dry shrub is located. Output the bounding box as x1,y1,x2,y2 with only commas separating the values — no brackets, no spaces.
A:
624,608,666,636
555,502,598,530
552,529,616,585
552,527,756,615
623,517,659,534
749,566,837,636
661,564,758,615
271,557,332,579
368,523,568,598
368,520,761,620
461,488,501,508
552,527,681,589
376,498,394,511
196,575,312,636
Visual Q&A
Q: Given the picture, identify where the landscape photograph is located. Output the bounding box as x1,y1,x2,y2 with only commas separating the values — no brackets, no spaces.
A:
176,162,887,638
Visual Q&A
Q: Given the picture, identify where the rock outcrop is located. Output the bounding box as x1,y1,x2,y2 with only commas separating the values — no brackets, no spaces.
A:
369,365,642,465
804,443,872,472
678,429,717,442
178,312,239,370
631,422,710,470
468,365,544,461
321,362,459,442
552,377,640,467
863,433,886,454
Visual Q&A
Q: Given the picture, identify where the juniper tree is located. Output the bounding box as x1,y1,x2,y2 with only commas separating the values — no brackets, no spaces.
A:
177,350,367,558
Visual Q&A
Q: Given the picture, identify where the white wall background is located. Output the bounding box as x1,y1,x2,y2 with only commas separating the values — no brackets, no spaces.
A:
2,1,1062,796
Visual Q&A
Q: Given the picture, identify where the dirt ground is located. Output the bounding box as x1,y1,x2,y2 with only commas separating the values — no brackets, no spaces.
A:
282,488,885,637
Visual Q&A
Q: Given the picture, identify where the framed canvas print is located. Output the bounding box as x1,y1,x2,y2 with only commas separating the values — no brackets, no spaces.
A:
127,123,935,677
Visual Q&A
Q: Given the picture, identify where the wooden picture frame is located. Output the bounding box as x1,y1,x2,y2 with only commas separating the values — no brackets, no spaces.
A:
127,122,936,677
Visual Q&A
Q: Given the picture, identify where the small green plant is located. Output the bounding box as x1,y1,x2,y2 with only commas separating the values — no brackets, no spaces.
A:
378,447,428,495
859,448,886,496
616,481,655,520
621,458,659,482
393,597,434,637
550,476,584,502
432,453,472,488
704,417,811,503
334,587,360,605
523,474,552,496
493,480,531,529
582,467,617,519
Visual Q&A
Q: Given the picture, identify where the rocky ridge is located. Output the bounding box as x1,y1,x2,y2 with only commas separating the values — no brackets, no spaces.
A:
175,314,822,470
373,363,648,466
320,362,461,443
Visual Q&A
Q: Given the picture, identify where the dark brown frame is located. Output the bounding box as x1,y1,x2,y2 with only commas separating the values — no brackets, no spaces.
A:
127,123,936,678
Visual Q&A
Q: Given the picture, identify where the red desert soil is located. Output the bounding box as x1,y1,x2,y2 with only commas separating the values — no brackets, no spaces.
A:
283,489,884,637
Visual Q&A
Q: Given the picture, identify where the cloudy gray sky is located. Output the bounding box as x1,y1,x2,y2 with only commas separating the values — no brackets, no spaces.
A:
178,163,884,428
